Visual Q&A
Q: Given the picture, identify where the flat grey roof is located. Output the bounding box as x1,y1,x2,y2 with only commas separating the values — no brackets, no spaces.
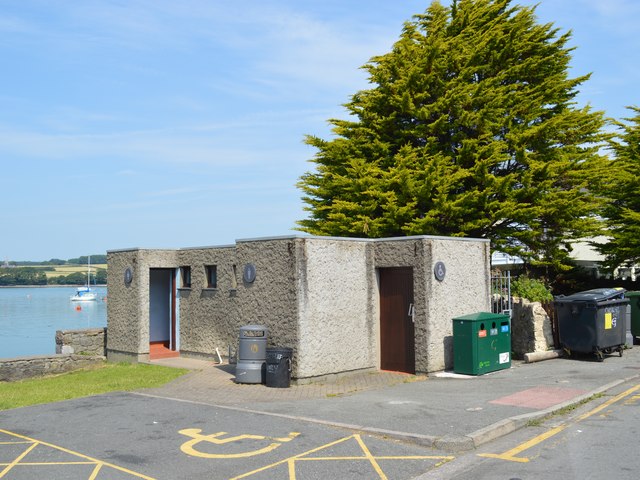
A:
235,234,490,244
108,234,489,254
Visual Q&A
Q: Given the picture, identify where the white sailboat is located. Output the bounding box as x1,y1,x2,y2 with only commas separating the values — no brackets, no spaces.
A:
70,257,98,302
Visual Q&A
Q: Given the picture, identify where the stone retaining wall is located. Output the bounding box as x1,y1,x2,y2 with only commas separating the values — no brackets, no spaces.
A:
0,328,107,382
0,354,105,382
511,298,555,358
55,328,106,356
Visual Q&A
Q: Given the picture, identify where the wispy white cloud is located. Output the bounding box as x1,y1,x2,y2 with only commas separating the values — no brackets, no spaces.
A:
8,1,398,94
583,0,640,17
0,14,37,34
9,0,635,261
551,0,640,39
0,111,314,168
225,4,399,93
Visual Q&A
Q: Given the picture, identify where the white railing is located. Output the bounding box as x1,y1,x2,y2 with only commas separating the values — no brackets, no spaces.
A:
491,271,512,317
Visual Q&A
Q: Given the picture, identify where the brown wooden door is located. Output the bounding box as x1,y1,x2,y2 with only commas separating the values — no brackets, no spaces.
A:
379,267,415,373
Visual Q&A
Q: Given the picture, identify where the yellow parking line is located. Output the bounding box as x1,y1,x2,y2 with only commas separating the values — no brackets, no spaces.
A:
624,394,640,405
1,462,95,466
576,384,640,421
88,462,103,480
288,458,296,480
354,434,387,480
297,456,451,461
0,428,155,480
479,383,640,463
478,425,565,463
0,442,37,478
231,433,454,480
230,435,353,480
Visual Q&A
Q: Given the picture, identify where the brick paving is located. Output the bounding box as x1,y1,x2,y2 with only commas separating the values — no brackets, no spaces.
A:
142,357,426,405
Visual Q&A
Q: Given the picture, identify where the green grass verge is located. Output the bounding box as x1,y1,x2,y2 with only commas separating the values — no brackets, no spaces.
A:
0,363,187,411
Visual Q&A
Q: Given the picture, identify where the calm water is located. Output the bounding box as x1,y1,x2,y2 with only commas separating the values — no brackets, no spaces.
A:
0,286,107,359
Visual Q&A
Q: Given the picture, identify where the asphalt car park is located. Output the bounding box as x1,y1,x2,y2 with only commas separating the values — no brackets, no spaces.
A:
0,392,451,480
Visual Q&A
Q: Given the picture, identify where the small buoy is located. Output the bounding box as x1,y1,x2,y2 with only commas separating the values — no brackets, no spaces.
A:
75,305,82,311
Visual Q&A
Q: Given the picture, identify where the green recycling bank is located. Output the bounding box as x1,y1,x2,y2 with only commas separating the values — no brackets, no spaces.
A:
453,312,511,375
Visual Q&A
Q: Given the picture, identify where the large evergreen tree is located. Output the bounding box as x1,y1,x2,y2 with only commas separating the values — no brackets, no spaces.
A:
297,0,609,269
596,106,640,269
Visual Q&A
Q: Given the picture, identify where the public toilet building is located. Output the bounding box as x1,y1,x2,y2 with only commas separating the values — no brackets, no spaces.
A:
106,235,490,380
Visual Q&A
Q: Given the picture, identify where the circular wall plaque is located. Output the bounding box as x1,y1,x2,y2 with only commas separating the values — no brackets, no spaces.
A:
124,267,133,285
243,264,256,283
434,262,446,282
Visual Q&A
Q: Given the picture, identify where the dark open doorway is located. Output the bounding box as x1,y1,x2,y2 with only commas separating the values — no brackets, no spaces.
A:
149,268,178,359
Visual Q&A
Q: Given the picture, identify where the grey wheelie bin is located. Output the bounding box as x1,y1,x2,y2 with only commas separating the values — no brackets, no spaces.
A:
627,291,640,344
554,288,629,361
235,325,268,384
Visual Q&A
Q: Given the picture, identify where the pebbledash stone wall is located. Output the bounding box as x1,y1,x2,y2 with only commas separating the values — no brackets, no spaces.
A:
107,235,491,378
296,238,372,378
0,354,105,382
511,298,555,358
107,248,178,360
373,237,491,371
56,328,107,356
177,240,301,365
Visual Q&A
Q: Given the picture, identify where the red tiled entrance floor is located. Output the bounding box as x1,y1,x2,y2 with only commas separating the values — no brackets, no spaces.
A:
489,386,587,410
149,341,180,360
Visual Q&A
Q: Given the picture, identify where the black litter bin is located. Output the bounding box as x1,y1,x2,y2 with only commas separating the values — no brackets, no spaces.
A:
555,288,629,361
265,347,293,388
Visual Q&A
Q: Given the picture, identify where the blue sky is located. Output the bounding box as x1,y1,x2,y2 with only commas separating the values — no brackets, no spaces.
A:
1,0,638,261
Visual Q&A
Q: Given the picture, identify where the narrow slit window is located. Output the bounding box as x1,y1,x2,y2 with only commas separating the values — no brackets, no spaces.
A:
180,266,191,288
231,265,238,290
205,265,217,289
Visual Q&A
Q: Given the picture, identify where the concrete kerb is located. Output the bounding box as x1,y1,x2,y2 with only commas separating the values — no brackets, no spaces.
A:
136,370,640,453
464,372,640,451
135,390,440,447
326,372,640,452
135,369,640,454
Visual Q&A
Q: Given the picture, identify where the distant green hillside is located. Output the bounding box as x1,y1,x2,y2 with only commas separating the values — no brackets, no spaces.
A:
0,259,108,286
5,254,107,267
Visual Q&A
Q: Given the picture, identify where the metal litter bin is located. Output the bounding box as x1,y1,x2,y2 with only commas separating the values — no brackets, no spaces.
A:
265,347,293,388
235,325,268,384
453,312,511,375
555,288,628,361
627,291,640,344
